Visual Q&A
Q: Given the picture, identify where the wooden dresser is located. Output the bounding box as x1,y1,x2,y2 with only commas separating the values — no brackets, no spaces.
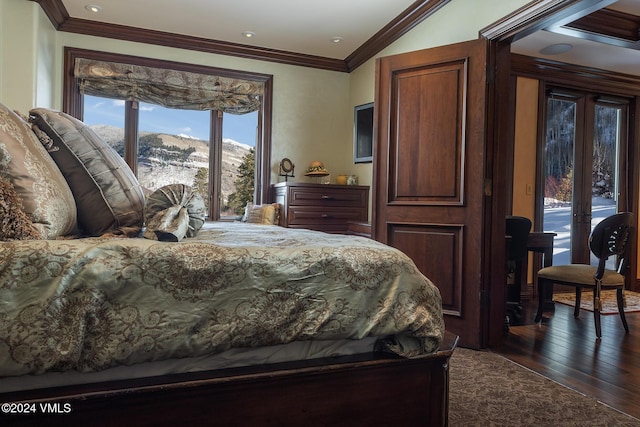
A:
272,182,369,234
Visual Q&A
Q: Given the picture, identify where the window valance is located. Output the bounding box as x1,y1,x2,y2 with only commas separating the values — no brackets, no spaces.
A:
74,58,263,114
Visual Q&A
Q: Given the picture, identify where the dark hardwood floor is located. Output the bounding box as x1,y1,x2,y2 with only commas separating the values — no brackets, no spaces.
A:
493,297,640,420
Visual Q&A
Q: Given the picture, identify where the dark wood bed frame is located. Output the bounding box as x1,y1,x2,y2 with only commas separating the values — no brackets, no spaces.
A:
1,333,457,426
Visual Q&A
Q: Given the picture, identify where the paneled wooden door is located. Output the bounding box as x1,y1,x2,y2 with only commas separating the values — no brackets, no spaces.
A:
373,39,493,348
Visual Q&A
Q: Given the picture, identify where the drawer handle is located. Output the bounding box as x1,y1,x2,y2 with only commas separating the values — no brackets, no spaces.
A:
321,195,334,200
321,214,332,219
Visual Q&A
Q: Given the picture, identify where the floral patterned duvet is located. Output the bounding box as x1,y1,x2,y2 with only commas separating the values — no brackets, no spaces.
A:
0,222,444,377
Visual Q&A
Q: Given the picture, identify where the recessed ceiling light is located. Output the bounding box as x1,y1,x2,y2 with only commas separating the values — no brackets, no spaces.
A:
330,36,344,43
539,43,573,55
242,31,256,38
85,4,102,13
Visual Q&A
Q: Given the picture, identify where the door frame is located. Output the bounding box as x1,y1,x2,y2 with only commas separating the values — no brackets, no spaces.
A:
481,0,638,346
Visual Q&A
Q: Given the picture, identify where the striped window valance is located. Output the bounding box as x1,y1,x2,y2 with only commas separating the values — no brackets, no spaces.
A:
74,58,263,114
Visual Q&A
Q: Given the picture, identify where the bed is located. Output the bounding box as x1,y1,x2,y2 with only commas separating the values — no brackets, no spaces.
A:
0,222,453,426
0,104,454,425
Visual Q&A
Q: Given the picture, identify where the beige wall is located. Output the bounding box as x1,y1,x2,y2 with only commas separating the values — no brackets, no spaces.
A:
512,77,538,221
0,0,56,110
1,1,39,111
512,77,539,283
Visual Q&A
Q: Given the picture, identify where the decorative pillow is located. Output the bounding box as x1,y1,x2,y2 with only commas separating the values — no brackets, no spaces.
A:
246,203,280,225
29,108,145,237
144,204,190,242
143,184,206,241
0,177,43,240
0,103,77,238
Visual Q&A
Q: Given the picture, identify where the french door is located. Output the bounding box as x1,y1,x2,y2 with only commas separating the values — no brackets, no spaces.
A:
542,88,629,267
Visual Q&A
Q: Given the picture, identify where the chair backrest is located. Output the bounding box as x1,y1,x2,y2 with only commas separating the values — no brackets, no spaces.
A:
506,216,532,261
589,212,633,279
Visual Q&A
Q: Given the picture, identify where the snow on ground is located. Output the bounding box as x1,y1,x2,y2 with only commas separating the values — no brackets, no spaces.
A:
543,196,617,267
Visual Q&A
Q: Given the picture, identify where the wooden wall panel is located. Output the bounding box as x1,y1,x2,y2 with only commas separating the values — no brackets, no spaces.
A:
388,223,462,316
390,63,464,205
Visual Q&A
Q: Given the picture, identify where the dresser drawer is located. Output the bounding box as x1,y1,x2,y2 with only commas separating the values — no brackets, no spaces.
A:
287,206,366,226
288,187,367,207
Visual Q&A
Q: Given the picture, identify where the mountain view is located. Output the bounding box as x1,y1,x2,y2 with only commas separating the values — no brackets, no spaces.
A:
90,124,251,204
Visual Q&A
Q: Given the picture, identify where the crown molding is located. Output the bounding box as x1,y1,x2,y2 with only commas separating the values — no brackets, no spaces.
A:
346,0,450,70
511,53,640,95
32,0,68,28
33,0,448,73
61,17,350,72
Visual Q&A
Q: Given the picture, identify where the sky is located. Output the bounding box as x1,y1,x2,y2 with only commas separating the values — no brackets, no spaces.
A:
83,95,257,146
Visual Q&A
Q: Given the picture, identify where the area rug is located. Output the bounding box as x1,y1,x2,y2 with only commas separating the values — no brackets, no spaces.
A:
553,290,640,314
449,348,639,426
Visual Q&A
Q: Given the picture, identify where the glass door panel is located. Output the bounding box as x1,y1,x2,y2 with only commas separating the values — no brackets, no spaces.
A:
543,97,577,266
590,104,622,268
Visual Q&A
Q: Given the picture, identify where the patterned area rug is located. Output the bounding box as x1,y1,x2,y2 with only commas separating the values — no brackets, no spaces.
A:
449,348,639,426
553,290,640,314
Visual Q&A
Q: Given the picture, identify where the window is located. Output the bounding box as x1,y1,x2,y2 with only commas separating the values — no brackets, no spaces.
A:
63,48,273,220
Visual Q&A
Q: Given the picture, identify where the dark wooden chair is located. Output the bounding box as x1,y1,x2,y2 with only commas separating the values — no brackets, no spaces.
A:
505,215,532,325
534,212,633,338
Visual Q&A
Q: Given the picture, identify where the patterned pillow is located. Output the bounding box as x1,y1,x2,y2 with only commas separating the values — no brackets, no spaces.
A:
0,103,77,238
246,203,281,225
29,108,145,237
0,177,42,240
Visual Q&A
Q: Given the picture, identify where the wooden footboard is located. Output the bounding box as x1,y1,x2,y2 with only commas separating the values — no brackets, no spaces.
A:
1,333,457,426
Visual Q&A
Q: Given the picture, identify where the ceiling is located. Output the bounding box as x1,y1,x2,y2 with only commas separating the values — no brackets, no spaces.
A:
512,0,640,76
59,0,418,60
55,0,640,76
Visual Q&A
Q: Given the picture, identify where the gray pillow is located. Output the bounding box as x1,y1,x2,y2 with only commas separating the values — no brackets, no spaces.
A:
29,108,145,237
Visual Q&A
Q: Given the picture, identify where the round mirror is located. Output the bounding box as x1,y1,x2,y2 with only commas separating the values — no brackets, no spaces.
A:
280,158,294,173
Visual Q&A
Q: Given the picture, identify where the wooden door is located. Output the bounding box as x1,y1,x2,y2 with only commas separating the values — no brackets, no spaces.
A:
373,39,493,348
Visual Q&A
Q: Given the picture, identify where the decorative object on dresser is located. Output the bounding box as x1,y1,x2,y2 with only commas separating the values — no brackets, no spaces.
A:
272,182,369,234
278,157,295,181
303,160,330,184
303,160,329,177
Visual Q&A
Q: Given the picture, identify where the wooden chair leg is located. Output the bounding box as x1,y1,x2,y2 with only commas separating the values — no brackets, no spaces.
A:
534,278,545,323
593,309,602,338
616,288,630,334
574,287,582,318
593,289,602,339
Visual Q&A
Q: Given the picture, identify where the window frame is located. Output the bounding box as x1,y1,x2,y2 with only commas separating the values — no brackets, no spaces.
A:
63,47,274,214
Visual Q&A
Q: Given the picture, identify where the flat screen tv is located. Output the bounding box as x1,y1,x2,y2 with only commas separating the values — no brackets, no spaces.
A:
354,102,374,163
